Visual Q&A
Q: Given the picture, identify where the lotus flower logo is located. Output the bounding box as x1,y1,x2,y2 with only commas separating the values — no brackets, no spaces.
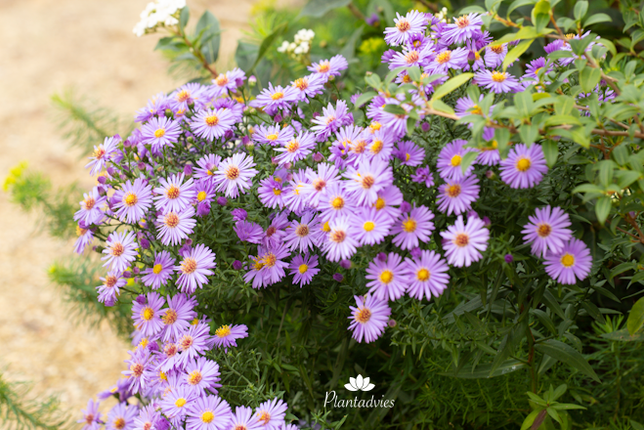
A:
344,374,375,392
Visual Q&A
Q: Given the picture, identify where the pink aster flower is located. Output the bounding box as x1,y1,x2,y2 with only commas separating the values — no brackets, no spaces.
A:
307,54,348,79
343,158,394,206
106,402,138,430
300,163,340,208
391,205,435,250
522,206,573,257
310,100,353,141
212,324,248,352
499,143,548,189
427,47,470,74
141,251,175,290
213,153,259,198
323,216,359,262
284,212,319,253
288,253,320,286
86,136,119,176
436,139,477,180
395,140,425,166
195,154,222,183
132,292,165,338
230,406,261,430
403,250,450,301
442,13,484,44
156,207,196,246
250,83,299,115
78,399,102,430
273,131,316,165
185,395,232,430
183,357,221,394
122,348,152,394
153,173,196,213
475,70,521,93
253,124,295,147
161,386,196,427
254,398,287,430
411,166,435,188
74,187,106,225
437,175,480,216
440,215,489,267
353,207,393,246
191,107,235,141
234,220,264,244
102,231,137,273
484,43,508,68
544,238,593,285
384,11,427,45
74,223,95,254
175,244,216,294
318,182,356,221
177,322,212,367
373,185,403,221
291,74,326,101
113,178,153,224
160,294,197,343
142,116,182,150
97,271,125,305
348,295,391,343
366,253,407,301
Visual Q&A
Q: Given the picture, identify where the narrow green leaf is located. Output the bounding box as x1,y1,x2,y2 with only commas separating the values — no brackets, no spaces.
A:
431,73,474,101
542,139,558,167
584,13,611,27
353,91,377,109
179,7,190,31
382,104,406,115
503,39,533,70
461,151,479,175
573,1,588,21
250,23,288,73
195,11,221,64
627,297,644,335
595,196,611,224
579,67,601,93
299,0,351,18
534,339,600,382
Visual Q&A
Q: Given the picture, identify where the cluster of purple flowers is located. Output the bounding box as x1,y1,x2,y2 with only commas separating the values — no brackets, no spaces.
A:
73,7,599,426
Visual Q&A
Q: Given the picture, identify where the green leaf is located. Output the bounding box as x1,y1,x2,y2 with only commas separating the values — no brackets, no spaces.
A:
595,196,612,224
503,39,533,70
195,11,221,64
584,13,611,27
542,139,558,167
250,22,288,73
431,73,474,101
534,339,600,382
600,328,644,342
598,160,615,186
300,0,352,17
431,99,456,116
382,104,406,115
627,296,644,335
353,91,377,109
440,359,526,379
461,151,479,175
507,0,537,17
573,1,588,21
520,410,542,430
519,124,540,145
179,6,190,31
532,0,551,33
407,66,421,82
339,26,364,61
579,67,601,93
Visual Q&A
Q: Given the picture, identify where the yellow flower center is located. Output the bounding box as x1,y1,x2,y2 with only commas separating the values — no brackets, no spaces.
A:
225,166,240,180
396,19,410,32
165,213,179,228
537,223,552,237
361,175,375,189
215,74,228,86
167,185,180,199
176,90,190,102
154,128,165,138
142,307,154,321
491,71,507,82
450,154,462,167
114,418,126,430
298,264,308,274
405,51,420,64
490,44,504,54
403,217,416,233
560,253,575,267
181,257,197,274
202,412,215,423
273,188,282,196
380,270,394,284
417,268,430,281
205,115,219,126
293,78,309,90
271,92,284,100
295,224,309,237
436,51,451,64
266,133,279,141
197,191,207,201
456,15,470,28
188,370,203,385
330,230,346,243
124,192,138,207
175,398,187,408
516,157,531,172
371,140,383,154
447,184,461,198
363,221,375,232
355,307,372,323
286,140,299,152
375,197,386,210
331,196,344,209
322,221,331,232
317,61,330,73
470,105,482,115
258,411,271,425
454,233,469,247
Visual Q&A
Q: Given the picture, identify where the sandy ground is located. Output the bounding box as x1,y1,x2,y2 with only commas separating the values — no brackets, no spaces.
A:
0,0,279,422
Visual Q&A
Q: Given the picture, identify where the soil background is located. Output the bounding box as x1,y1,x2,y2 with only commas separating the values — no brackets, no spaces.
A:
0,0,295,422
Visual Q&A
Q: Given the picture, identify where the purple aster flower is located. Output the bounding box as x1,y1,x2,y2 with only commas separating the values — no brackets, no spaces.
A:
213,153,259,198
185,395,232,430
230,407,261,430
440,215,489,267
500,143,548,189
301,163,340,207
102,231,137,273
273,131,316,165
78,399,102,430
183,357,221,394
74,187,106,225
113,178,153,224
484,43,508,68
231,208,247,221
210,68,246,96
122,347,152,394
437,175,480,215
391,205,435,250
476,142,501,166
234,220,264,244
106,402,138,430
372,185,403,221
156,207,196,246
340,259,352,269
288,253,320,286
258,177,285,209
153,173,196,213
348,295,391,343
284,212,319,252
427,47,470,74
411,166,435,188
195,154,222,183
343,158,394,206
353,207,393,246
522,206,573,257
395,140,425,166
195,179,216,206
384,11,427,45
254,398,288,430
175,244,216,294
389,45,434,69
310,100,353,141
169,83,207,112
177,322,212,367
318,182,356,221
322,216,358,262
253,124,295,146
307,54,348,79
403,250,450,301
74,223,95,254
250,83,299,115
133,405,163,430
86,136,119,176
442,13,483,44
291,74,326,101
132,292,165,337
436,139,477,180
97,271,125,305
141,116,182,150
475,70,521,93
366,129,395,161
544,238,593,285
134,92,168,123
366,253,407,301
191,108,235,141
254,244,290,286
160,294,197,343
161,386,196,427
212,324,248,352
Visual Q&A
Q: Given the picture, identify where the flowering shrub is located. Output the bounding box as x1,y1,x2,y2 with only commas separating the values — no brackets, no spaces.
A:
5,0,644,429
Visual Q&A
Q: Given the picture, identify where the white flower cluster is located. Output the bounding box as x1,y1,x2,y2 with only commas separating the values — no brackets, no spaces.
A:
434,7,449,23
277,29,315,58
132,0,186,37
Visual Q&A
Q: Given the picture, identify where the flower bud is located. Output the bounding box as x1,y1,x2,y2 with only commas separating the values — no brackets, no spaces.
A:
400,201,411,213
409,247,422,258
504,254,514,263
333,273,344,282
388,319,397,328
377,252,387,262
183,164,193,176
312,152,324,162
248,75,257,87
232,260,243,270
217,196,228,206
97,176,107,184
135,295,146,305
123,271,132,278
231,208,247,221
339,259,352,269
